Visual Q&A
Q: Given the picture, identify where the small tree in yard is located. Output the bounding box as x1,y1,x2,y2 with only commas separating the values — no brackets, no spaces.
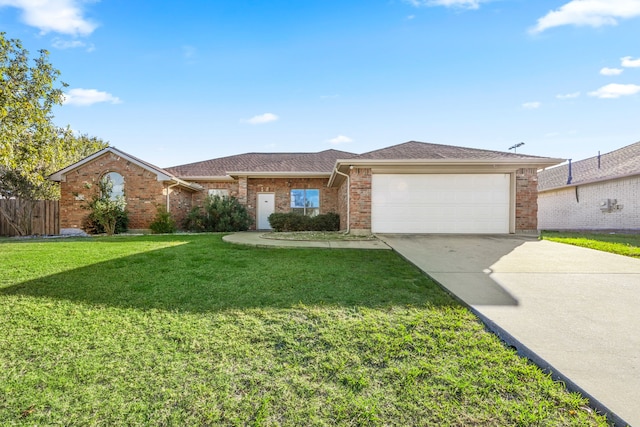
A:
84,177,128,235
0,32,107,235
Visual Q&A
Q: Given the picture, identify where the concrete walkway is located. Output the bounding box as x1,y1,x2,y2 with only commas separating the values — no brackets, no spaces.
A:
378,234,640,427
222,231,391,250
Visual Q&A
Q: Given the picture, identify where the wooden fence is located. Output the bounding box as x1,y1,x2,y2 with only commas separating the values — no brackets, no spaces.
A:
0,199,60,237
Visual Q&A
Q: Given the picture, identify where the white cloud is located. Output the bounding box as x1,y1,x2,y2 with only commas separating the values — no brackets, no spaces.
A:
62,88,122,106
522,101,541,109
52,37,94,51
600,67,623,75
588,83,640,98
556,92,581,99
403,0,488,9
530,0,640,34
327,135,353,145
245,113,279,125
621,55,640,67
0,0,97,36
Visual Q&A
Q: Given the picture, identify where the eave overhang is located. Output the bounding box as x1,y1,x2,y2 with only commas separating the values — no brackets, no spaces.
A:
538,171,640,193
226,171,331,179
173,175,236,182
169,179,203,192
328,158,565,187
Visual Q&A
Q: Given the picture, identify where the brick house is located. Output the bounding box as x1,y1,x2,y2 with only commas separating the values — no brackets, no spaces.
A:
538,141,640,231
49,141,562,234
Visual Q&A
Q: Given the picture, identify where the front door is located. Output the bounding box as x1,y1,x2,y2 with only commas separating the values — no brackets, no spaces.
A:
257,193,275,230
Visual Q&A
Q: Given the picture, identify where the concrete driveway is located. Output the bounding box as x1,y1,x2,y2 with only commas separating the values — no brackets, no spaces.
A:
378,234,640,427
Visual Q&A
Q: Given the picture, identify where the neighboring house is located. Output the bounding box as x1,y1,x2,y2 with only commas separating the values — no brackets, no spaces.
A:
49,141,562,234
538,141,640,231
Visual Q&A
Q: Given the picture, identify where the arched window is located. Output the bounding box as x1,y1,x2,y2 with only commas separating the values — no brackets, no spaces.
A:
103,172,125,200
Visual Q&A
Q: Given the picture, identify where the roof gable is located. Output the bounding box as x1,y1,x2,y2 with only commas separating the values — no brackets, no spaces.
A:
538,141,640,191
48,147,202,190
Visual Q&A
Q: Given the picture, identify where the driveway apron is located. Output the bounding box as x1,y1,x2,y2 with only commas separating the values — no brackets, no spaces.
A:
379,234,640,427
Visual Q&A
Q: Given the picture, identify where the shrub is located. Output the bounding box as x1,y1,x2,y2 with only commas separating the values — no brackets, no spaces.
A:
203,195,250,232
84,206,129,235
182,206,205,232
268,212,308,232
268,212,340,232
182,196,250,232
83,178,128,235
311,212,340,231
149,206,177,234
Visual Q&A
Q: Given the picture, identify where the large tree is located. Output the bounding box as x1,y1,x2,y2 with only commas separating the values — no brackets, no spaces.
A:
0,32,108,235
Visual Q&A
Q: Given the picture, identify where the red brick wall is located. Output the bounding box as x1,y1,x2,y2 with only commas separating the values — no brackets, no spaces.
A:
246,178,338,229
348,168,372,233
337,178,348,231
167,187,194,228
59,152,165,230
190,181,239,207
515,168,538,232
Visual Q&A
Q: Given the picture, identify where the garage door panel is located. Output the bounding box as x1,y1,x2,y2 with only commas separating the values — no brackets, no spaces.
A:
372,174,510,234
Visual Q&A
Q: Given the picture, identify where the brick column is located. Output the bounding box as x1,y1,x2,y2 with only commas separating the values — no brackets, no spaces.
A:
349,167,372,235
238,176,248,205
515,168,538,232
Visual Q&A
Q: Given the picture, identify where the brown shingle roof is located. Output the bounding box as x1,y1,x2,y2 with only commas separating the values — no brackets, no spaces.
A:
354,141,550,160
165,149,356,177
233,150,358,173
538,141,640,191
165,141,558,179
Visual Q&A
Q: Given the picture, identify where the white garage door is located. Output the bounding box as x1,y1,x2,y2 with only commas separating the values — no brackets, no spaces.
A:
372,174,510,234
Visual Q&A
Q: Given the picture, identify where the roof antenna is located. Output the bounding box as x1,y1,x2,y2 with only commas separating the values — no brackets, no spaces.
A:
508,142,525,153
567,159,573,185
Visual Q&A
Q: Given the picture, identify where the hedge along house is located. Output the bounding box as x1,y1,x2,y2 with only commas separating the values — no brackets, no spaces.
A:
49,142,562,234
537,141,640,232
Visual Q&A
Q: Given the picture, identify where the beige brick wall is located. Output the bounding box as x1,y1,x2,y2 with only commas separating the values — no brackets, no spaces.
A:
59,152,165,230
515,168,538,232
538,175,640,231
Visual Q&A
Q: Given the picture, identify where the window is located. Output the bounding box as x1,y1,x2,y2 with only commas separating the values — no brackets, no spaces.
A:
290,189,319,216
103,172,124,200
208,189,229,198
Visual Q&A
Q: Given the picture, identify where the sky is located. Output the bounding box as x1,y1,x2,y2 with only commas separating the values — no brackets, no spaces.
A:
1,0,639,168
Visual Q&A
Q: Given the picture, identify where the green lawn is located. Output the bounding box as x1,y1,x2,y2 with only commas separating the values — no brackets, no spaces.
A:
0,235,607,426
542,231,640,258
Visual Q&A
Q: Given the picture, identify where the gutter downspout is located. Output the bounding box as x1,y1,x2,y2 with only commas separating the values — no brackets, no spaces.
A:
166,182,180,212
333,168,350,234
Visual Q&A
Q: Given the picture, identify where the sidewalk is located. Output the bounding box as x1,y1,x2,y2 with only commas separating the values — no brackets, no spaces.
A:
222,231,391,250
